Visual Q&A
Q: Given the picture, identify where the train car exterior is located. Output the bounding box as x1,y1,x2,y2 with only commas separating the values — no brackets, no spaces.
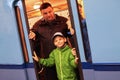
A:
0,0,120,80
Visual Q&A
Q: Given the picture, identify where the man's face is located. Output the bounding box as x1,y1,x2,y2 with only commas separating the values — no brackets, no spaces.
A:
41,6,55,22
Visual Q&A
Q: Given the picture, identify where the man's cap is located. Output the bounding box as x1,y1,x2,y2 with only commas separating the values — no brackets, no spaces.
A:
52,32,64,40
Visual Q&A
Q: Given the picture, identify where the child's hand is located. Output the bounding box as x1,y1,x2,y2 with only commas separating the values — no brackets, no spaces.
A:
71,48,77,57
75,57,79,64
32,51,39,62
71,48,79,64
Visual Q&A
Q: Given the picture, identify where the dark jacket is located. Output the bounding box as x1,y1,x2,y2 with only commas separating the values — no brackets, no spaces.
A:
31,14,70,58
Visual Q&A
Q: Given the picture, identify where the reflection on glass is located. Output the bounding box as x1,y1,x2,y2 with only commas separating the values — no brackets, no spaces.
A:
77,0,92,63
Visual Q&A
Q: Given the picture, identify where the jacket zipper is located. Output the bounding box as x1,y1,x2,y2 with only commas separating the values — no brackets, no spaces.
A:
59,51,63,80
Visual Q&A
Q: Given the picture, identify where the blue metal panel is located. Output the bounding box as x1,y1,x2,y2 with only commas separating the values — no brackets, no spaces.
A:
0,0,36,80
84,0,120,63
0,0,24,64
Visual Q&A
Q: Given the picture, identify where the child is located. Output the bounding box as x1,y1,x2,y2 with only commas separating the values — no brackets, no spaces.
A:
33,32,78,80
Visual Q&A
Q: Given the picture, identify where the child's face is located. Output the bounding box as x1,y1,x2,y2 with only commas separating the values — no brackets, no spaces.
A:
53,36,66,48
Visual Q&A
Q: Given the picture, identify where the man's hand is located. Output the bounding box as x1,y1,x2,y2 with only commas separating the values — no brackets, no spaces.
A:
69,27,75,35
29,31,36,40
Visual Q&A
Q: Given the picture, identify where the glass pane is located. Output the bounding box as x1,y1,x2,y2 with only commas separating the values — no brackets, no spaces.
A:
77,0,92,62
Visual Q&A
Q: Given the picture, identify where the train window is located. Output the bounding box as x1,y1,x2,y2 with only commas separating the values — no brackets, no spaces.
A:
24,0,83,80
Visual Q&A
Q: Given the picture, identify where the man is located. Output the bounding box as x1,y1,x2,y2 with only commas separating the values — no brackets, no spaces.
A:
29,2,74,80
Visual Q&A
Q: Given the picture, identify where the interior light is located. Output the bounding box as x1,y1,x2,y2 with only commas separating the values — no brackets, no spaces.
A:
33,5,40,9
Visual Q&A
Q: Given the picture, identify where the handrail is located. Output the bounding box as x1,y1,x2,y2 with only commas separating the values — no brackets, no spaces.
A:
14,6,29,63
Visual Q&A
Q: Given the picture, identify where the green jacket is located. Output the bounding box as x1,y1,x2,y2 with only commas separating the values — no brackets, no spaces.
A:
39,45,77,80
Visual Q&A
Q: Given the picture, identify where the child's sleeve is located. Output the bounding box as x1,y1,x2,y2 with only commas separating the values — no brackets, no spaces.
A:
39,51,55,67
69,52,78,68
